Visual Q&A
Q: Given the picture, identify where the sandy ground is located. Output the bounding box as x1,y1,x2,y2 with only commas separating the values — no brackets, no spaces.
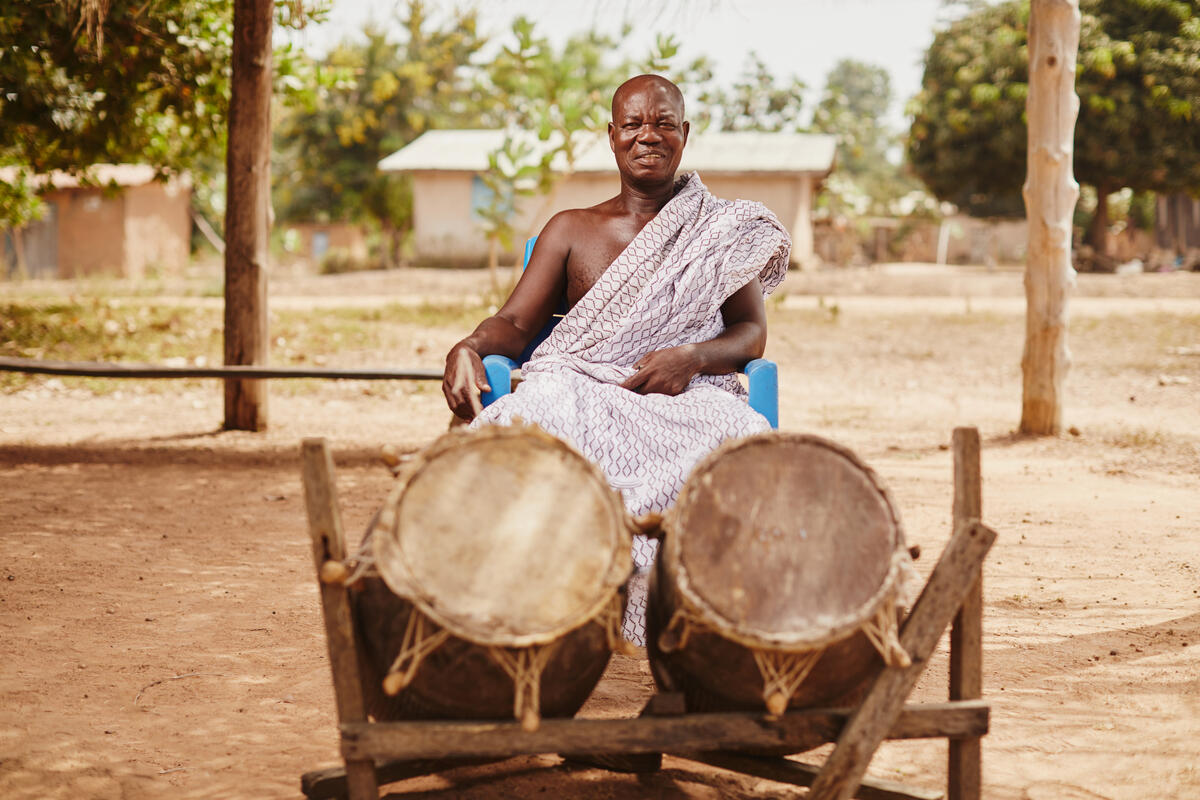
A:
1,265,1198,799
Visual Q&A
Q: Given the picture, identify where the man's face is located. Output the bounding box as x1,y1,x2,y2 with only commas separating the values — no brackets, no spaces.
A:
608,80,689,185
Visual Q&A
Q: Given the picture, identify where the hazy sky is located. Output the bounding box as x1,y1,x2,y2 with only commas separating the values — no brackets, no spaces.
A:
291,0,960,130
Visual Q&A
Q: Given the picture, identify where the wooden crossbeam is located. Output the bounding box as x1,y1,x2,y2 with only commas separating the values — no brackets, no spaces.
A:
302,758,501,800
0,355,442,381
339,701,988,762
679,752,944,800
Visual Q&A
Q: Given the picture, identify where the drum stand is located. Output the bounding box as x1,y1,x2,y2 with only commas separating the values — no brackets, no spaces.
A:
300,427,995,800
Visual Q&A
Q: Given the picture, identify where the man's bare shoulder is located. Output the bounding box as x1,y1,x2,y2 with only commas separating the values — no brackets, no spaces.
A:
544,200,622,235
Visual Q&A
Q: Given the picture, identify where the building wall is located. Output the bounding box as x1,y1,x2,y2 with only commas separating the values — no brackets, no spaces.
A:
411,173,481,266
54,188,126,277
123,178,191,278
410,170,815,267
287,222,368,262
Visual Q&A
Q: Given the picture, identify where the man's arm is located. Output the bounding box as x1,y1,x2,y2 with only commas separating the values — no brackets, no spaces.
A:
442,216,571,420
620,277,766,397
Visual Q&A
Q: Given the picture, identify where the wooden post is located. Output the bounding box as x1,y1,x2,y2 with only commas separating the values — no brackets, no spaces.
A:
949,427,983,799
1020,0,1081,435
301,439,378,800
223,0,273,431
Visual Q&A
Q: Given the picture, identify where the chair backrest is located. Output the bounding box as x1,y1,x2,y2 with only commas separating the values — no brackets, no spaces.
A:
517,235,566,363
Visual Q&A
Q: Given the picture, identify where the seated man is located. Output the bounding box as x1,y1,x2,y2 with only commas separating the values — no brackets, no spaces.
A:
442,74,790,645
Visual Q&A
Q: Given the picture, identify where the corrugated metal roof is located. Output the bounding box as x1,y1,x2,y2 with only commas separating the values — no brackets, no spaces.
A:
378,129,837,175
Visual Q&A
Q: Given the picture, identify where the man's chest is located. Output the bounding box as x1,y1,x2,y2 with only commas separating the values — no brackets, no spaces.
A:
563,222,650,307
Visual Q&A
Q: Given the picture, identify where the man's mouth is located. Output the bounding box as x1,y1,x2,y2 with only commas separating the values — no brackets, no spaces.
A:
634,152,665,162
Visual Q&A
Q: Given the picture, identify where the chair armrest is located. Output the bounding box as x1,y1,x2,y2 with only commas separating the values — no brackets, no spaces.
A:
744,358,778,430
480,355,519,408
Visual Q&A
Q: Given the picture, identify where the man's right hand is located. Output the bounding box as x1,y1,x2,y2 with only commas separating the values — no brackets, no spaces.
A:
443,345,491,421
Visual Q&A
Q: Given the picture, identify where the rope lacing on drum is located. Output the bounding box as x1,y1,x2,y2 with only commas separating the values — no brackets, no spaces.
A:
658,604,707,653
383,607,451,695
595,591,631,653
751,648,824,716
340,547,376,587
859,596,911,668
486,643,559,732
339,507,398,586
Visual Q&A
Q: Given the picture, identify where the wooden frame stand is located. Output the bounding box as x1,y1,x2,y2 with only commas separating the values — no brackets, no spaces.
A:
300,427,993,800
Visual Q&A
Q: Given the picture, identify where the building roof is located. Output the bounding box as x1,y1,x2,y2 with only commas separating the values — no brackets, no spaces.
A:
378,129,837,176
0,164,183,189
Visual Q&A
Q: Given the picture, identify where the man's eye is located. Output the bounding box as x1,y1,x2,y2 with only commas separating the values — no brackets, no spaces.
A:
660,123,675,130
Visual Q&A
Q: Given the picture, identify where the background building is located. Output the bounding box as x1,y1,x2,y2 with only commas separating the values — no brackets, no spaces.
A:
1,165,191,280
379,130,837,268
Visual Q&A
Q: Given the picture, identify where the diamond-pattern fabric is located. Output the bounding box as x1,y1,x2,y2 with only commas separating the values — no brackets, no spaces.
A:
472,172,791,644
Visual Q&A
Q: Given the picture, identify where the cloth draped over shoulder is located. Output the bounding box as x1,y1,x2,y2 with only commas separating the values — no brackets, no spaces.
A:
471,172,790,644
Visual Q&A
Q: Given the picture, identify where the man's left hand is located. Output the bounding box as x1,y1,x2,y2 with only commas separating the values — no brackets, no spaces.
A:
620,345,701,396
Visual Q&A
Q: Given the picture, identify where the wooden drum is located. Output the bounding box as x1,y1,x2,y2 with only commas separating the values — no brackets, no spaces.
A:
647,432,913,716
353,426,633,731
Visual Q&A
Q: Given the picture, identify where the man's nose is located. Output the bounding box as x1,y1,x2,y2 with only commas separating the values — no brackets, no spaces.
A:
636,125,663,143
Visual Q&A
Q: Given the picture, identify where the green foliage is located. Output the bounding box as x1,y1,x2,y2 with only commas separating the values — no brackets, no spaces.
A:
0,298,223,392
0,0,233,177
708,53,806,132
0,0,330,230
472,22,714,263
812,59,926,217
271,0,486,254
0,170,45,230
813,60,892,173
908,0,1200,218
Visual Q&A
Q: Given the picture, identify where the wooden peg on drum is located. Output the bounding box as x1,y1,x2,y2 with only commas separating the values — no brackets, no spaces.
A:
379,444,404,477
319,559,349,585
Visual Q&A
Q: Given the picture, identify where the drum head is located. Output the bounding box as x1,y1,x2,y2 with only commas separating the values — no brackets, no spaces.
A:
669,433,903,648
374,426,630,647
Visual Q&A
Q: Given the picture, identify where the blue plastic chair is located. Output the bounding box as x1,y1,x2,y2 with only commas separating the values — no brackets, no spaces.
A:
480,237,779,429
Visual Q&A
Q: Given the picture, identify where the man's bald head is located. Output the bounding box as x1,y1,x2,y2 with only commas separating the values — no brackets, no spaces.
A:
611,74,685,120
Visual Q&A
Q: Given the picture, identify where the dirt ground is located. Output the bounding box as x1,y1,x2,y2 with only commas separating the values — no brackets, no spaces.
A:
1,264,1198,799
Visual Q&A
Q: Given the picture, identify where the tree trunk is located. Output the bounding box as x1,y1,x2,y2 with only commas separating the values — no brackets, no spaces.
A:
1020,0,1081,436
487,236,499,294
11,227,28,279
223,0,273,431
381,222,396,270
1087,181,1113,259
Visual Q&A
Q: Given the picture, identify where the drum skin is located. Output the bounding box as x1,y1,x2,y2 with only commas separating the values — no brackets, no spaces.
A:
355,576,615,722
646,432,908,721
352,426,631,723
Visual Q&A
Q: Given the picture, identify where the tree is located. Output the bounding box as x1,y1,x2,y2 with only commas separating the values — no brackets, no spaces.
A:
272,2,487,266
0,0,232,231
908,0,1200,252
473,20,631,285
1022,0,1082,436
0,0,325,232
812,58,923,217
0,0,232,177
223,0,273,431
707,53,806,132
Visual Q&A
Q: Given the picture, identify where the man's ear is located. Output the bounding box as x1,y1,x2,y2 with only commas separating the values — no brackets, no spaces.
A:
607,121,616,152
681,120,691,146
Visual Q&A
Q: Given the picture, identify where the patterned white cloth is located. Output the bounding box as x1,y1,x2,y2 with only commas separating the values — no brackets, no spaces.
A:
472,172,790,644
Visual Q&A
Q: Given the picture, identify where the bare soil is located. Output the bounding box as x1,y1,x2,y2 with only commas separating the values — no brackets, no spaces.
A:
1,265,1198,799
